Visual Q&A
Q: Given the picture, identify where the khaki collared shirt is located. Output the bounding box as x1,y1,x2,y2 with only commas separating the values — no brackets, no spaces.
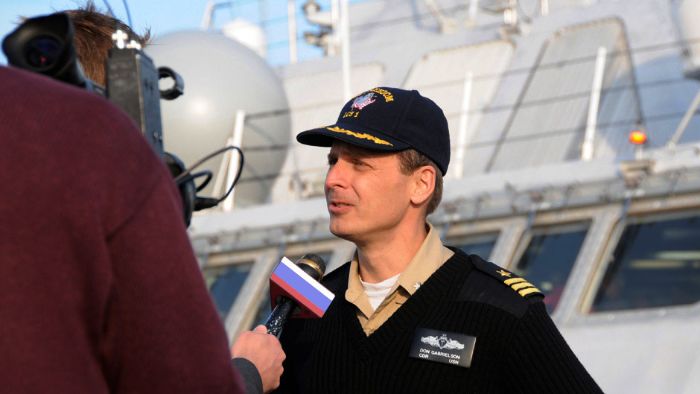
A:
345,223,454,336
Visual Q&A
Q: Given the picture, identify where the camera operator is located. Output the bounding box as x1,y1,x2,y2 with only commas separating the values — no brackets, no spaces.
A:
66,3,285,392
0,65,243,393
1,4,284,393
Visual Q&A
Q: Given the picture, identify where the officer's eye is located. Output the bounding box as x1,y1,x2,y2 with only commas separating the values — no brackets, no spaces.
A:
353,159,372,169
327,154,338,166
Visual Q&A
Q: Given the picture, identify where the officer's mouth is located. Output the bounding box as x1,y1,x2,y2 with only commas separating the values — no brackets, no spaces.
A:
328,201,352,214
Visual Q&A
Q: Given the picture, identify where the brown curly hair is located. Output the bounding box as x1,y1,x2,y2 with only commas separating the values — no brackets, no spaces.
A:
61,1,150,86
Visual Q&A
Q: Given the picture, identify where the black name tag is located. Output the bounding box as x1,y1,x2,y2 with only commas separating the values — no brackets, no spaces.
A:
409,328,476,368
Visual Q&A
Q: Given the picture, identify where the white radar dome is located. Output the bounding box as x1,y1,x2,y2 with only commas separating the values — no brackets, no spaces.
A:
146,30,290,208
222,18,267,58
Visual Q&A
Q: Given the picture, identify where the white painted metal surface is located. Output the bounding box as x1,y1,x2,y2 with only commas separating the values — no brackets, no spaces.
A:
582,46,607,161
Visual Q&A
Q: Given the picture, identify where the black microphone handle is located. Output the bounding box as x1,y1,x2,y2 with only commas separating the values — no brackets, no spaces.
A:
265,296,295,337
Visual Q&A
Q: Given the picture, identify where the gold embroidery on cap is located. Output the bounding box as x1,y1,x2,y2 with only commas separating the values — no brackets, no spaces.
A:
370,88,394,103
326,126,393,146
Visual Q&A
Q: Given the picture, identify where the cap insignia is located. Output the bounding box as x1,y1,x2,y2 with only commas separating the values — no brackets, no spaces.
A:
369,87,395,102
351,93,376,110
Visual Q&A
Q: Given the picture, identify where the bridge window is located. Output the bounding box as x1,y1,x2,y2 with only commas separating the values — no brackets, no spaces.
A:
451,233,498,260
204,261,254,319
591,213,700,312
513,223,588,313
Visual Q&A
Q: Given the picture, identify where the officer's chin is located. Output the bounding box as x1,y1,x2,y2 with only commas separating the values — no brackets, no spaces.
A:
328,222,356,242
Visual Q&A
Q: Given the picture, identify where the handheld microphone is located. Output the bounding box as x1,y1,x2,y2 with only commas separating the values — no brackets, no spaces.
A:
265,254,327,337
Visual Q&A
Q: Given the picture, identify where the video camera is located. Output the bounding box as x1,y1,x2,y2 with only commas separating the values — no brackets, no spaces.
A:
2,13,242,226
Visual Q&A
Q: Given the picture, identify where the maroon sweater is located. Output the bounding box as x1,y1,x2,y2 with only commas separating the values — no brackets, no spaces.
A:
0,67,243,393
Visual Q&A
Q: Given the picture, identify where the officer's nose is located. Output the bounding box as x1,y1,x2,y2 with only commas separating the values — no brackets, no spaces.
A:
325,159,348,191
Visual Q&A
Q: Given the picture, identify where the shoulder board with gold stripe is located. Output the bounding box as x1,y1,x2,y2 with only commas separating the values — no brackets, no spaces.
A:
470,256,543,298
502,277,542,298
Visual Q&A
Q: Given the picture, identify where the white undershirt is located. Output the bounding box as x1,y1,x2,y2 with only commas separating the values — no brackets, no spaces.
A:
360,273,400,311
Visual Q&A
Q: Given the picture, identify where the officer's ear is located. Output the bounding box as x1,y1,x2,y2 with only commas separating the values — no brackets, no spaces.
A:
410,165,436,207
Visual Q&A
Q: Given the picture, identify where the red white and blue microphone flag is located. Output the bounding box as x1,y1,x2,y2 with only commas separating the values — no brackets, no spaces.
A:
269,257,335,318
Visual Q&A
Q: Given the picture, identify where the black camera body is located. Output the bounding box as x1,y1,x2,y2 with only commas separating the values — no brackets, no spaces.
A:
1,13,185,158
2,13,203,224
106,46,166,157
2,13,97,90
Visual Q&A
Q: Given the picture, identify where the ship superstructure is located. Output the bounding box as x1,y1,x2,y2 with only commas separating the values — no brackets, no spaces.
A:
148,1,700,392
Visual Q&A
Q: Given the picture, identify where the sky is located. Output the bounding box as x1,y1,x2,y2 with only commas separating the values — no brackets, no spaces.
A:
0,0,208,49
0,0,346,65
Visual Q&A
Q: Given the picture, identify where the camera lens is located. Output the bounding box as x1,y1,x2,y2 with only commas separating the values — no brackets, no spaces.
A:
25,36,62,70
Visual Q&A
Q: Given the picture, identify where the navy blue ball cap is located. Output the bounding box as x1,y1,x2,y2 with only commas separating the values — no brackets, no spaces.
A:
296,87,451,175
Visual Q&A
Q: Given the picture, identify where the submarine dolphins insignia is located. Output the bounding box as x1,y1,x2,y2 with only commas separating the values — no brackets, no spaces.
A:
421,333,465,350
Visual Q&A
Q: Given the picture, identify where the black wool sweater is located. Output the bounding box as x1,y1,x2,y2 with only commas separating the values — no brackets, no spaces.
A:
275,250,602,394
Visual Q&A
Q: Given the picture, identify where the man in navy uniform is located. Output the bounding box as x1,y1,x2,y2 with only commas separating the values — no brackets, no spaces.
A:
274,87,601,393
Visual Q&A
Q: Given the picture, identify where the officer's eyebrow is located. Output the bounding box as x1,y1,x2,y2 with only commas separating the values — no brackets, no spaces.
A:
327,151,338,165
